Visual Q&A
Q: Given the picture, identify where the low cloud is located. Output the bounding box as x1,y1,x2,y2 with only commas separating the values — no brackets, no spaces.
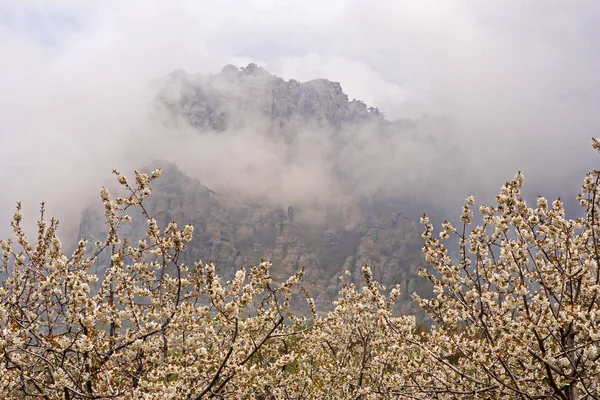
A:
0,0,599,239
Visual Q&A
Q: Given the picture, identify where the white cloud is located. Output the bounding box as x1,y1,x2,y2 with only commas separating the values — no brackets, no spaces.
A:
0,0,599,236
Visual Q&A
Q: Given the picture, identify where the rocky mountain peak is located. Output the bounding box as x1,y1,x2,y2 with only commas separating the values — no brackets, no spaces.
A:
155,63,388,131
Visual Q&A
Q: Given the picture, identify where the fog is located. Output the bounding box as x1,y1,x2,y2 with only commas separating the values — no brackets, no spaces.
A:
1,0,599,240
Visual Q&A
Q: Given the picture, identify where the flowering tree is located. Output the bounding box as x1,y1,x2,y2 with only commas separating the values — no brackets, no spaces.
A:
413,140,600,399
0,170,308,399
287,267,421,399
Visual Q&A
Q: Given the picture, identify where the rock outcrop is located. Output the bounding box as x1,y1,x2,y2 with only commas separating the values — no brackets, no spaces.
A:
154,63,389,134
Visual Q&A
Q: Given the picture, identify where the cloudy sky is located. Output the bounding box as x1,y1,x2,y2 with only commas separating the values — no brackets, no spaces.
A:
1,0,600,235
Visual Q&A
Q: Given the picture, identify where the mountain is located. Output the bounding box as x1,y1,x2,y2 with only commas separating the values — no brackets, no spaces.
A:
77,64,457,315
155,63,386,132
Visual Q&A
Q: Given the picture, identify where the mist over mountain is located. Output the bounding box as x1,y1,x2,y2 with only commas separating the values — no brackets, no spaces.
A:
150,63,465,213
79,64,454,314
2,2,599,244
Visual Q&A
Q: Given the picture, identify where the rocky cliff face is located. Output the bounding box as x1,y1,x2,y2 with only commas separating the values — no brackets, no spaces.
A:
78,64,444,316
79,162,425,314
156,63,386,134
